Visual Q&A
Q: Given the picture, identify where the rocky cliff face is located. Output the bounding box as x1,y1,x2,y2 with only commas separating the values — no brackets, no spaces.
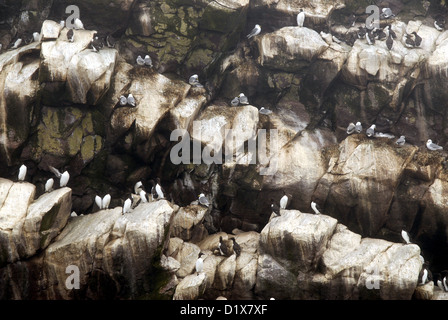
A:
1,0,448,299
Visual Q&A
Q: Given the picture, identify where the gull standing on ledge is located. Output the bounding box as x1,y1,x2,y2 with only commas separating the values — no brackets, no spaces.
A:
18,164,27,181
247,24,261,39
427,139,443,151
297,9,305,27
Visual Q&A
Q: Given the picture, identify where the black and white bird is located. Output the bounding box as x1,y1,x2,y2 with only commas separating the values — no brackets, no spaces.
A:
426,139,443,151
418,262,432,286
238,93,249,105
123,198,132,214
355,122,362,133
434,273,446,291
18,164,27,181
271,199,280,216
434,18,445,31
297,9,305,27
401,229,411,244
230,237,241,257
395,135,406,147
148,179,158,201
279,192,289,209
311,201,321,214
366,29,375,45
106,34,116,48
49,166,70,187
74,18,84,30
198,193,210,207
134,181,143,195
357,27,367,39
10,38,22,50
385,25,397,39
441,271,448,291
195,252,204,275
374,28,387,40
247,24,261,39
45,178,54,192
136,55,145,66
386,33,393,50
67,29,74,42
347,122,356,134
91,36,103,52
412,31,422,47
366,124,376,137
140,190,149,203
230,96,239,106
404,34,415,48
259,107,273,115
155,177,165,199
218,236,230,256
127,93,136,107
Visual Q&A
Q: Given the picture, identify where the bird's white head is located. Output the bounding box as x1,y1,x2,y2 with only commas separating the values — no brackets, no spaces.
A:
356,121,361,126
427,139,432,144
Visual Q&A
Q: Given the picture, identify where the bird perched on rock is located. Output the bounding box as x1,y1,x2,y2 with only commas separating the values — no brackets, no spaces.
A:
271,199,280,216
418,262,433,286
119,95,127,106
189,74,202,87
357,27,367,39
198,193,210,207
134,181,143,195
384,25,397,39
218,236,230,256
127,93,136,107
139,190,148,203
404,34,415,48
434,17,445,31
366,30,375,45
230,237,241,257
366,124,376,137
74,18,84,30
106,34,116,48
18,164,27,181
380,8,395,19
144,55,152,67
195,252,204,275
49,166,70,187
386,33,394,50
412,31,422,47
67,29,74,42
247,24,261,39
279,192,289,209
238,93,249,105
33,32,40,42
123,198,132,214
136,55,145,66
148,179,158,201
401,229,411,244
259,107,273,115
355,121,362,133
45,178,54,192
155,177,165,199
95,194,111,210
426,139,443,151
347,122,356,135
91,36,103,52
395,135,405,147
230,96,239,106
10,38,22,50
297,9,305,27
311,201,321,214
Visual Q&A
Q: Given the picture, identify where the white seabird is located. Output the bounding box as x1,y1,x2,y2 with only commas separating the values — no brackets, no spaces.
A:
134,181,143,195
366,124,376,138
45,178,54,192
230,97,239,106
140,190,148,203
297,9,305,27
74,18,84,30
395,135,406,147
238,93,249,105
60,171,70,187
355,121,362,133
198,193,210,207
426,139,443,151
189,74,201,87
279,193,289,209
346,122,356,134
95,195,102,209
11,38,22,49
119,95,127,106
18,164,27,181
123,198,132,214
311,201,321,214
127,94,136,107
380,8,395,19
401,230,411,244
246,24,261,39
102,194,111,209
259,107,273,115
136,55,145,66
195,252,204,275
155,178,165,199
33,32,40,42
144,55,152,67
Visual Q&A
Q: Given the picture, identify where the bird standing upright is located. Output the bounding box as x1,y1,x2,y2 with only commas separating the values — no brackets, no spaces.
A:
247,24,261,39
297,9,305,27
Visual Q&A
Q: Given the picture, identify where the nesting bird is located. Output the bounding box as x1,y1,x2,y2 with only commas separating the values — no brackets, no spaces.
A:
230,96,240,106
395,135,406,147
426,139,443,151
380,8,395,19
127,93,136,107
189,74,202,87
119,95,128,106
144,55,152,67
366,124,376,138
355,122,362,133
198,193,210,207
346,122,356,135
136,55,145,66
247,24,261,39
238,93,249,105
259,107,273,115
